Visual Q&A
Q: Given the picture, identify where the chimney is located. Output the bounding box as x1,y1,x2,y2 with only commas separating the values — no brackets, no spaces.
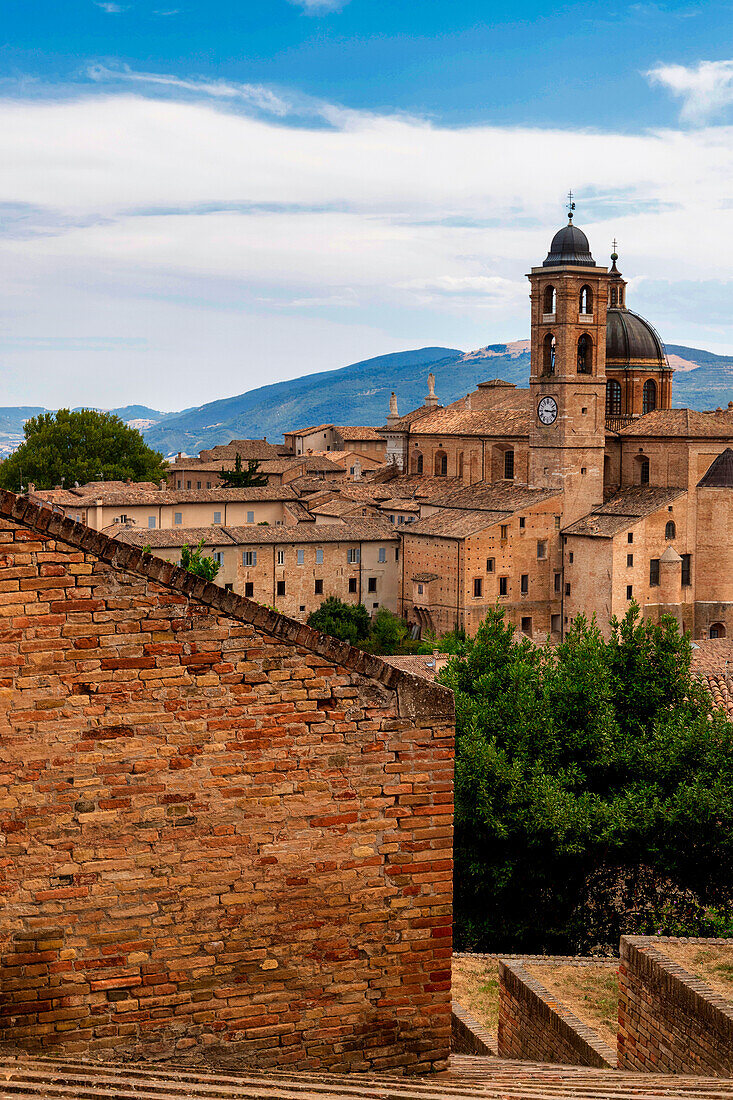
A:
177,452,182,461
387,391,399,425
159,479,166,491
352,459,362,481
425,372,438,408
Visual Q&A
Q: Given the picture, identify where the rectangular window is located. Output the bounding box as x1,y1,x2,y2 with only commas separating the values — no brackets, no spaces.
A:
626,585,633,600
554,515,561,530
276,580,286,597
504,450,515,480
315,579,323,595
569,552,574,564
212,551,223,565
276,550,284,566
177,480,182,489
148,516,156,528
417,583,423,595
348,577,357,593
398,515,404,524
197,481,201,490
368,577,377,593
244,581,253,598
682,554,692,587
551,613,561,633
520,574,529,595
486,557,495,573
213,511,222,524
473,577,483,598
537,541,546,559
378,547,386,562
519,516,525,530
242,550,257,567
395,547,399,561
500,525,508,540
347,547,360,564
174,512,182,525
650,558,660,586
186,480,191,489
499,577,508,597
554,572,561,593
389,515,395,523
206,482,212,489
627,532,633,544
627,553,634,567
316,548,324,564
297,549,305,564
247,511,254,524
521,616,532,636
565,582,571,596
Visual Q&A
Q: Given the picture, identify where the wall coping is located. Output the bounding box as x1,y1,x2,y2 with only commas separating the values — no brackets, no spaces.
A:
620,936,733,1035
499,959,617,1068
0,491,453,721
451,1001,494,1056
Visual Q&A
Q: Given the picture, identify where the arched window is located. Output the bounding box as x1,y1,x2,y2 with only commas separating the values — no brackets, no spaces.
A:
413,451,423,475
579,285,593,314
709,622,726,639
504,449,515,480
543,285,556,314
665,520,676,540
435,450,448,477
577,334,592,374
643,379,657,414
610,287,618,307
606,379,622,415
639,457,650,485
543,333,556,376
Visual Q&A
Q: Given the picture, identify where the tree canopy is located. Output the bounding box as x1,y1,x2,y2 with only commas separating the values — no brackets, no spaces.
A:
219,454,268,488
180,539,221,582
444,607,733,953
0,409,167,492
307,597,371,646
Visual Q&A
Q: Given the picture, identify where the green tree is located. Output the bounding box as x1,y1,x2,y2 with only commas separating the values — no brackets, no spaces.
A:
180,539,221,582
0,409,166,492
369,608,409,655
307,597,371,646
219,453,268,488
446,606,733,954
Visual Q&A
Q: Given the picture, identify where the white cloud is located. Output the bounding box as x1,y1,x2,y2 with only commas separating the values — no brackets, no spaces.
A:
288,0,350,13
1,72,733,408
647,59,733,123
94,2,125,12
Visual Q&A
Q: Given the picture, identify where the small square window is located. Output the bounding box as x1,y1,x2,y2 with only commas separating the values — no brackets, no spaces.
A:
244,582,253,598
581,407,587,414
277,580,286,597
368,577,377,593
348,577,357,593
486,557,495,573
499,577,508,597
581,467,587,475
297,549,304,565
473,577,483,598
224,583,233,592
315,579,323,595
372,602,379,609
627,553,633,567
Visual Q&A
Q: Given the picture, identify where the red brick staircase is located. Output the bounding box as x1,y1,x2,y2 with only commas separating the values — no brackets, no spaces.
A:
1,1055,732,1099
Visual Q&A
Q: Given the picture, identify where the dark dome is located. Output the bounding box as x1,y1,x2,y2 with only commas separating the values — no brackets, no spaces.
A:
543,223,595,267
606,307,665,363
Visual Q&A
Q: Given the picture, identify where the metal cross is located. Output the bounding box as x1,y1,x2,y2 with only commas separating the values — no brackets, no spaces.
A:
612,238,618,253
567,189,576,221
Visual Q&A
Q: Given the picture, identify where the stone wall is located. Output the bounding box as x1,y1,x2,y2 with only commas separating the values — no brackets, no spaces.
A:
497,960,616,1068
0,492,454,1074
618,937,733,1076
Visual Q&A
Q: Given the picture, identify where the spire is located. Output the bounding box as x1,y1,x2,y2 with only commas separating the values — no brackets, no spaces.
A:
386,391,399,425
425,372,438,408
610,238,622,278
567,189,576,223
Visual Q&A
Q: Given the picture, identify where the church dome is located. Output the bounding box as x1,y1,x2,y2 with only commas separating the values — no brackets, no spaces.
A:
543,223,596,267
606,307,665,363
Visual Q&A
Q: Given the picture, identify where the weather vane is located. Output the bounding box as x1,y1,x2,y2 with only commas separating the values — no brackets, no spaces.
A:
567,190,576,223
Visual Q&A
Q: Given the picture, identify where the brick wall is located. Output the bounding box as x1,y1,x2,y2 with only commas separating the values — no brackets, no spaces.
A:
618,937,733,1076
497,960,616,1068
0,492,454,1073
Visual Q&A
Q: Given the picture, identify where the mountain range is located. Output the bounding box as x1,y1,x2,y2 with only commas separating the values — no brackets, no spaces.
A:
2,342,733,458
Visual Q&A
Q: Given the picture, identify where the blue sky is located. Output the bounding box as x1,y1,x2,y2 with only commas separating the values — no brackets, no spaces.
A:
1,0,733,409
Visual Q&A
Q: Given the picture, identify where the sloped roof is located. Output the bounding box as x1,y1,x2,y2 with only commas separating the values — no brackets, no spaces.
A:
698,447,733,487
404,508,511,539
189,439,291,462
418,481,560,512
564,486,686,538
33,485,300,507
618,408,733,439
409,400,530,439
379,404,443,432
0,491,451,717
690,640,733,717
117,519,398,546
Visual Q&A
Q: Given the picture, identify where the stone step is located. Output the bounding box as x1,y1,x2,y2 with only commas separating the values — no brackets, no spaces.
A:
0,1055,731,1100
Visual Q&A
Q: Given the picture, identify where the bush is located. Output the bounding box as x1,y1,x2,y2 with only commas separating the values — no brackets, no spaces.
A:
445,606,733,953
307,597,371,646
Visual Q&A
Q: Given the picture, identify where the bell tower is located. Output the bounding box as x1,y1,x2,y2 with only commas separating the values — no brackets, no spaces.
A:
528,201,610,525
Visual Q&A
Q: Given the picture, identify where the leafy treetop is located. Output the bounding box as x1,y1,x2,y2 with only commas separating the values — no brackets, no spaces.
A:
180,539,221,582
0,409,167,492
219,453,268,488
307,597,371,647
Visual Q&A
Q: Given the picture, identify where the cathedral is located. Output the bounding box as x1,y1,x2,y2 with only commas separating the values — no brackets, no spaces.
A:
381,214,733,641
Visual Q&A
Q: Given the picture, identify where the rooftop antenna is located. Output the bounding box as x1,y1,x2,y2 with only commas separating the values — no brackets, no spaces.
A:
567,189,576,223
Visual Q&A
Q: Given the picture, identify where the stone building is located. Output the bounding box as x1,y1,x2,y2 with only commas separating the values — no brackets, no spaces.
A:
0,490,452,1071
283,424,386,461
377,215,733,641
118,517,402,619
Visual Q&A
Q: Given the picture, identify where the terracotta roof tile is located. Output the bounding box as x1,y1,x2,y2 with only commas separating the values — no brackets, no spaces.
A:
32,484,300,507
564,486,686,538
618,408,733,439
404,508,511,539
116,519,398,547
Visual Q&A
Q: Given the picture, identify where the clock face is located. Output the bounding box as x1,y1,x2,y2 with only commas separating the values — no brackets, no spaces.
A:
538,396,558,426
